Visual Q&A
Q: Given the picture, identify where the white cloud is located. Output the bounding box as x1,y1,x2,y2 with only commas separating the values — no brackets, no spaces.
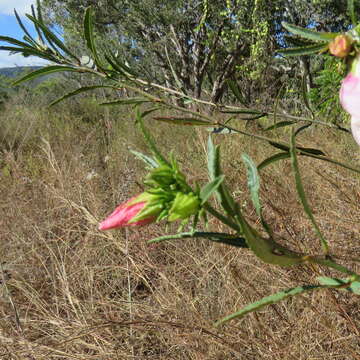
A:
0,51,49,67
0,0,36,16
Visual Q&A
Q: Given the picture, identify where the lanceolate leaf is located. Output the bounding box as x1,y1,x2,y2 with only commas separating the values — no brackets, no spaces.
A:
242,154,261,216
26,14,78,61
148,231,248,248
215,285,323,326
14,9,36,44
207,137,236,216
0,35,36,49
294,123,312,137
277,43,328,57
242,153,272,236
301,74,314,116
221,108,266,115
153,116,211,126
264,121,295,131
136,109,169,166
348,0,357,25
282,22,337,42
227,79,248,105
105,52,138,77
257,152,291,171
200,175,225,205
268,140,325,156
0,45,57,62
31,3,45,46
130,150,158,168
317,277,360,294
12,66,79,86
100,98,151,106
290,131,329,253
84,7,101,67
50,85,120,106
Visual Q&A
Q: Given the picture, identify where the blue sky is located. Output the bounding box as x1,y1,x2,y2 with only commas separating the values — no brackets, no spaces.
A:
0,0,50,67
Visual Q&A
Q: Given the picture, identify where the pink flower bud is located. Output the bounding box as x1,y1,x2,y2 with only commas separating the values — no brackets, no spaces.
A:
98,195,156,230
329,35,352,58
339,57,360,145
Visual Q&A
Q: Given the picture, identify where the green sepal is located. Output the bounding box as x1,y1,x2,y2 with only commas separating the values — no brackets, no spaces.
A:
168,192,201,221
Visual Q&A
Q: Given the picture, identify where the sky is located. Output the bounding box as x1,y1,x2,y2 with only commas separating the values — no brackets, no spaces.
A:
0,0,50,67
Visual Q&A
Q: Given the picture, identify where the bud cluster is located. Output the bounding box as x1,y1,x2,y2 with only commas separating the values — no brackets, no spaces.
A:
99,160,201,230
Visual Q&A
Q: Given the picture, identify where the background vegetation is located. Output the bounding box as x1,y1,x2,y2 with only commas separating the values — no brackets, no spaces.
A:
0,0,360,359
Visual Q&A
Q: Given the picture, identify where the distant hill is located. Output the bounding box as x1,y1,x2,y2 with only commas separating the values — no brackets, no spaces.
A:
0,66,42,78
0,66,63,88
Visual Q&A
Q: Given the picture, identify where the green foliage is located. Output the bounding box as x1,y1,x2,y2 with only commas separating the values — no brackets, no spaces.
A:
308,56,347,123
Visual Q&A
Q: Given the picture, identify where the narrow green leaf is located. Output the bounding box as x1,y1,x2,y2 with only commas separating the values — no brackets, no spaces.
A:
221,108,266,115
148,231,248,248
240,113,267,121
26,14,78,61
268,140,325,156
236,214,304,266
257,152,290,171
242,153,272,237
294,123,312,137
104,54,127,77
31,3,45,45
227,79,247,105
100,98,150,106
84,7,102,67
0,45,57,62
349,282,360,294
215,285,323,326
241,154,261,216
200,175,225,205
272,83,285,127
165,45,185,92
317,276,360,294
12,65,78,86
348,0,357,24
105,52,138,77
290,131,329,253
277,43,328,57
0,35,35,48
268,141,290,152
284,34,315,47
207,136,220,181
207,137,237,216
282,22,337,42
264,121,295,131
136,109,169,166
317,276,348,286
153,116,210,126
301,74,314,116
14,9,36,44
49,85,119,106
130,150,158,168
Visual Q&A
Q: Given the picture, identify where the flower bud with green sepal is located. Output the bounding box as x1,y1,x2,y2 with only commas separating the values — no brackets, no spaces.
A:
329,34,353,58
98,192,164,230
168,192,201,222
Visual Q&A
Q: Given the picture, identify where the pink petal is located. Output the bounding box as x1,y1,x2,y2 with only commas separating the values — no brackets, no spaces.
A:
351,116,360,146
98,200,146,230
340,74,360,117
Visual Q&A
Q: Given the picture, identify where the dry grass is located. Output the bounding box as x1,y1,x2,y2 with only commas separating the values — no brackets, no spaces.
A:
0,99,360,359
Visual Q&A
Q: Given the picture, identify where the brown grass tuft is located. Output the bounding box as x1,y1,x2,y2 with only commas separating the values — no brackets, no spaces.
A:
1,101,359,359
